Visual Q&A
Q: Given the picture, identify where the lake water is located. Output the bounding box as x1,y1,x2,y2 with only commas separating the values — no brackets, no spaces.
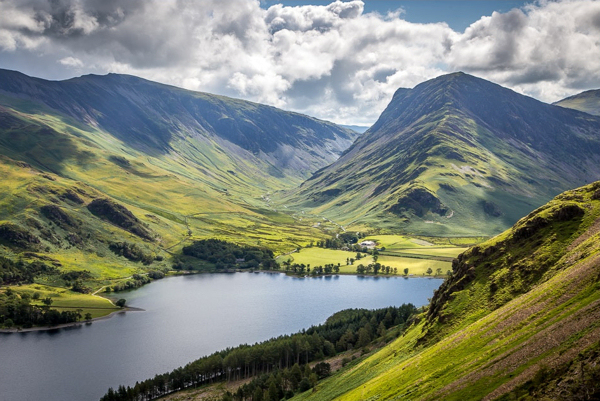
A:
0,273,442,401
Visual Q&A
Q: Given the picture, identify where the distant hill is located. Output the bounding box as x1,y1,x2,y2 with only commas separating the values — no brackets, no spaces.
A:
554,89,600,116
294,181,600,400
284,72,600,236
341,124,370,133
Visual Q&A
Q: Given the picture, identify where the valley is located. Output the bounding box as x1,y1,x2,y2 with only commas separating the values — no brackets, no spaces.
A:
1,67,599,401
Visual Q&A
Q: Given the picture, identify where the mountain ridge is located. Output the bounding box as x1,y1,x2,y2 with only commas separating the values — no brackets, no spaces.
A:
0,68,358,183
285,72,600,236
0,68,362,293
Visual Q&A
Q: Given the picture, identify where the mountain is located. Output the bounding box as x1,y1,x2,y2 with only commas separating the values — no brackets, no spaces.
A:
555,89,600,116
294,181,600,400
0,69,358,189
284,72,600,236
0,69,359,290
341,124,370,133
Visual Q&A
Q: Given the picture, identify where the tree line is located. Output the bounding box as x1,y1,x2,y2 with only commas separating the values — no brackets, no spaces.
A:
0,256,57,286
99,304,417,401
278,262,341,275
355,263,398,275
219,361,331,401
0,288,81,329
313,232,364,251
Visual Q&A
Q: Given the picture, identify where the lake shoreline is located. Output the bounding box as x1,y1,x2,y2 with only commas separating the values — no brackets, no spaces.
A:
172,268,448,279
1,271,443,333
0,306,144,334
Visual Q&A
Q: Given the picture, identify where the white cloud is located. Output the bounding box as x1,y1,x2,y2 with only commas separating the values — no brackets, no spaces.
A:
449,0,600,101
0,0,599,125
59,55,82,67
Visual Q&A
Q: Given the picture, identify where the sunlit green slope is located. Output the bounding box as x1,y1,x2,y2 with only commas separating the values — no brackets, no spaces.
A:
294,181,600,400
555,89,600,116
284,73,600,236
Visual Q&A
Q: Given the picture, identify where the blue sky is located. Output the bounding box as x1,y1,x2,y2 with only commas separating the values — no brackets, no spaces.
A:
0,0,599,125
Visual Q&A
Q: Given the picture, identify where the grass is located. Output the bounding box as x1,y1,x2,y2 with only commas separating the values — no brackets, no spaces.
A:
278,247,361,267
14,284,120,319
396,247,468,257
277,75,594,238
363,234,432,249
374,255,451,275
0,103,332,290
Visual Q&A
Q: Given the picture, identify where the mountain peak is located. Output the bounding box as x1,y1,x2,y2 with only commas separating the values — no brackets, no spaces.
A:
288,73,600,236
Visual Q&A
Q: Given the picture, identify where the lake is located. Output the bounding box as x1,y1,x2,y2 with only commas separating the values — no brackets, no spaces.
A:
0,273,443,401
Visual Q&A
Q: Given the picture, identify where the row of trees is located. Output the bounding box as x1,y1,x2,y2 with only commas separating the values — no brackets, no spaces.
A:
279,262,341,275
355,263,398,275
100,305,417,401
106,271,165,292
356,264,451,276
220,361,331,401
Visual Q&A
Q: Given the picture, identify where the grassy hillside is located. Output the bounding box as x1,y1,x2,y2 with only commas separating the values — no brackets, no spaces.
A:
555,89,600,116
282,73,600,237
293,181,600,400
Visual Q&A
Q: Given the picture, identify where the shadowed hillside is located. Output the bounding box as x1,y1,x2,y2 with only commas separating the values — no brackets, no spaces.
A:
0,69,360,313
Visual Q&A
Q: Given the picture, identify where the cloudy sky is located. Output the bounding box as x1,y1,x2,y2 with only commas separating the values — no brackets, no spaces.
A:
0,0,599,125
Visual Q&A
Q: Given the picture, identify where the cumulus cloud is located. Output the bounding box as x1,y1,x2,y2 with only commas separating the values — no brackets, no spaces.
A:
0,0,599,124
449,0,600,101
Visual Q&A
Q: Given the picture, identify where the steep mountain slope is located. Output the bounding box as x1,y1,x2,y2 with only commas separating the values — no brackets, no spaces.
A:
555,89,600,116
284,73,600,236
294,181,600,400
0,69,358,297
0,69,358,189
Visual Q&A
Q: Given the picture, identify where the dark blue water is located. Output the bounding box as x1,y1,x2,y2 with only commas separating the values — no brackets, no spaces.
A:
0,273,442,401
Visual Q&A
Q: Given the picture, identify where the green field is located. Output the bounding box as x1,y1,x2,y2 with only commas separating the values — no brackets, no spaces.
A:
278,247,363,268
372,255,451,275
363,234,432,249
397,247,467,257
15,284,120,319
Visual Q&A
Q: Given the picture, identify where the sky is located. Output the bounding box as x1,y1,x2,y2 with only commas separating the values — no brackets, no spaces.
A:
0,0,599,126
